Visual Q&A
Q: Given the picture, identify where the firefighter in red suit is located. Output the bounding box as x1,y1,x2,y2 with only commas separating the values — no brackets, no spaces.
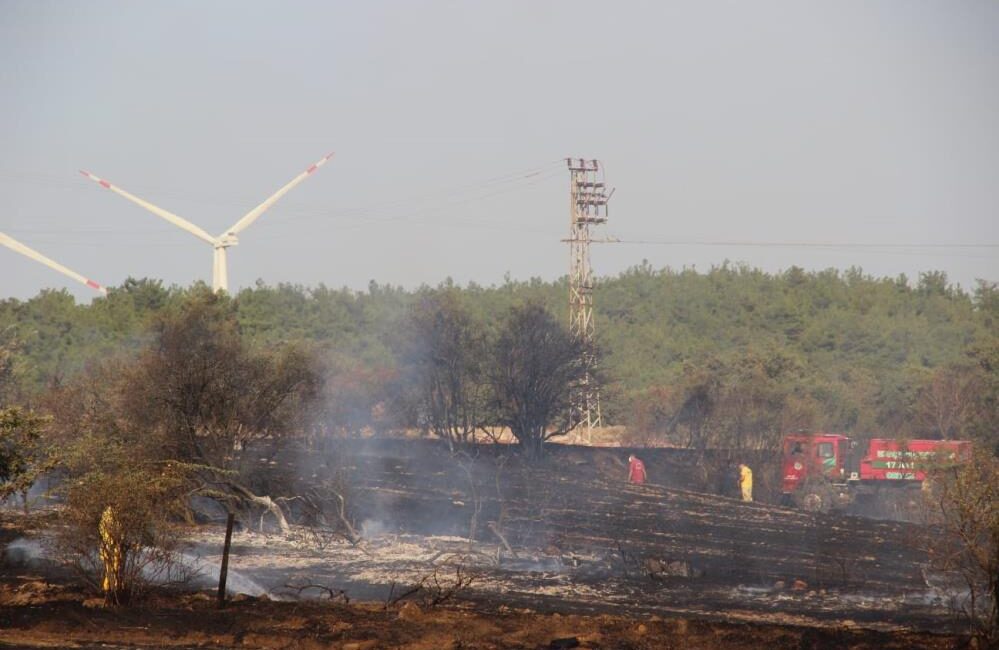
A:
628,454,647,484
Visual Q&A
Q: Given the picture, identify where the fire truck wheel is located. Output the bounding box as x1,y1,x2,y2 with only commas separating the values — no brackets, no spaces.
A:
801,493,824,512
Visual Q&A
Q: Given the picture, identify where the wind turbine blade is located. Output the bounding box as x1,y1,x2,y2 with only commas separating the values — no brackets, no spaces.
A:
0,231,107,295
225,152,334,236
79,170,218,245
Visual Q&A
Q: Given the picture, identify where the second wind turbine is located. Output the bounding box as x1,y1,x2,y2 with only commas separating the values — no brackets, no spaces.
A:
80,152,334,293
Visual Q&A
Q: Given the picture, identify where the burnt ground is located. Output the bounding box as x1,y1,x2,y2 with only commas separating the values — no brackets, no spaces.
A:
0,586,969,650
289,440,961,626
0,438,979,648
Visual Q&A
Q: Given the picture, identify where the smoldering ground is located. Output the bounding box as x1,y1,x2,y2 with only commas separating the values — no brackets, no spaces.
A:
2,534,270,598
0,433,983,633
189,434,974,633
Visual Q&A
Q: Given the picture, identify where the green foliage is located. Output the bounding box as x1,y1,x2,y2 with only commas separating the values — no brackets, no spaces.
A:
0,327,26,403
1,266,994,450
46,287,319,476
0,407,52,503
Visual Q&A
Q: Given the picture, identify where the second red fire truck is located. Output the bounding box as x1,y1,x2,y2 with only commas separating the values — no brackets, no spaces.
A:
780,433,972,512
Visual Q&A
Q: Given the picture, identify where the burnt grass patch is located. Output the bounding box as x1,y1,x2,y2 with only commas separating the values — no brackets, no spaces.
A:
276,439,959,628
0,438,975,648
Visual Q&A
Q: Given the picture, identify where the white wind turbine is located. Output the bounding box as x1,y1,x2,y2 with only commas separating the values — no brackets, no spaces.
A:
1,231,107,295
80,153,334,293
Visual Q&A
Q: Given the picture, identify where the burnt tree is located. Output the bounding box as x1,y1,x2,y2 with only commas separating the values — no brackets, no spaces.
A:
135,290,318,530
47,288,319,533
402,292,488,450
926,451,999,644
488,302,589,459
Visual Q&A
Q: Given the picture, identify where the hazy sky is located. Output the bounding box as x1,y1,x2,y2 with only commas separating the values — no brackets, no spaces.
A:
1,1,997,301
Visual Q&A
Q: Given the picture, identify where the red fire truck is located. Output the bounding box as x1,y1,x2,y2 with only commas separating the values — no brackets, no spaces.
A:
780,433,972,512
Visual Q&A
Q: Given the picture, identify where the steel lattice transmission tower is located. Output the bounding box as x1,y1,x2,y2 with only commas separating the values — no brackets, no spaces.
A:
564,158,613,435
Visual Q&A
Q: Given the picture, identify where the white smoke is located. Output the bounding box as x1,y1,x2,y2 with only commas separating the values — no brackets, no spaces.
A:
3,536,274,599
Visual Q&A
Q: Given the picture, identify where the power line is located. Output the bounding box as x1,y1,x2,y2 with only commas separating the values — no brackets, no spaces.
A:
259,166,565,227
0,159,565,225
613,239,999,249
6,163,991,251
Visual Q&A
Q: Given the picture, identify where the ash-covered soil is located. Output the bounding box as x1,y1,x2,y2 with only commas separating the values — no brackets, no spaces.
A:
0,438,976,648
239,439,964,632
0,579,966,650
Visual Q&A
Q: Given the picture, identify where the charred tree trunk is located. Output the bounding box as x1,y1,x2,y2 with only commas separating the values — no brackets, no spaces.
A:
217,513,235,608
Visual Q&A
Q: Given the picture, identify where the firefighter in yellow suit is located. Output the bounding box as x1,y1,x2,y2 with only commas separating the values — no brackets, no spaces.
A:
99,506,123,604
738,464,753,502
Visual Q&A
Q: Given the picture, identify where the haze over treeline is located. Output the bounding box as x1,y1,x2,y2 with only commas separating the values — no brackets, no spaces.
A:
1,263,996,452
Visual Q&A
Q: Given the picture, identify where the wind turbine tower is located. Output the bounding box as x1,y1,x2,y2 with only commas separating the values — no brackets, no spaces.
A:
80,153,334,293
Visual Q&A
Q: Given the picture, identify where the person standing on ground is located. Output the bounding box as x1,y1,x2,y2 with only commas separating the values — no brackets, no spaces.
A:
628,454,647,485
738,463,753,502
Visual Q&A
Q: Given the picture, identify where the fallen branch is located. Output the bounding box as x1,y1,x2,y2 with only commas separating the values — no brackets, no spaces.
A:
487,521,517,559
229,483,290,534
330,489,362,545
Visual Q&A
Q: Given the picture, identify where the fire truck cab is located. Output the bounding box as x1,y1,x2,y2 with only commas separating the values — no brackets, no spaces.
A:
781,433,850,496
